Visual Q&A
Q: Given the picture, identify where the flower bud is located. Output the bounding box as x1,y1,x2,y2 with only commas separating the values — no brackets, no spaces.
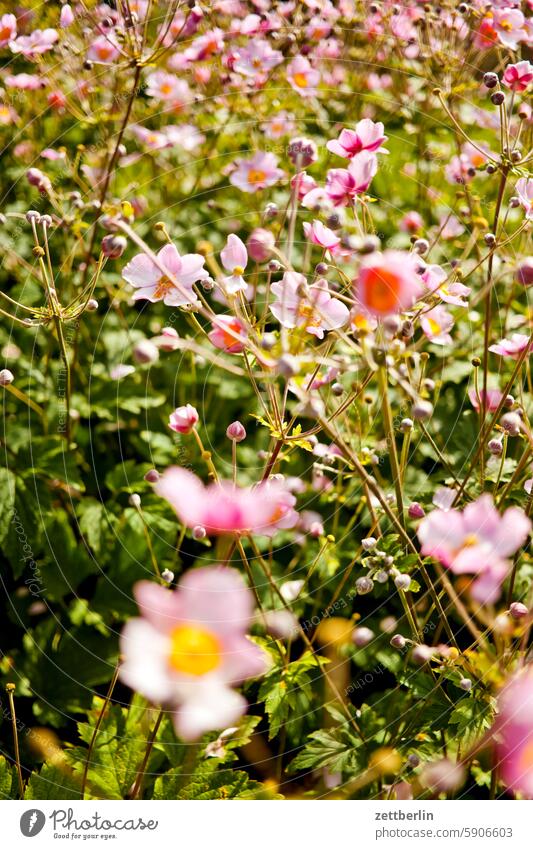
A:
411,399,433,421
247,228,275,262
280,579,304,602
400,417,413,432
390,634,406,649
500,411,521,436
362,537,377,551
488,438,503,456
101,234,127,259
509,601,528,620
394,573,412,591
161,569,174,584
144,469,160,483
193,525,206,539
169,404,199,434
86,298,98,312
0,369,14,386
133,339,159,365
60,4,74,27
408,502,425,519
355,576,374,595
483,72,499,89
129,493,141,508
516,258,533,287
288,137,318,168
352,627,375,647
459,677,472,692
226,421,246,442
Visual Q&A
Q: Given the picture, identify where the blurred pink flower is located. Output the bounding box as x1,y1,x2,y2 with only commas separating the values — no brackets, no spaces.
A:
122,244,209,306
120,568,269,740
208,315,247,353
495,668,533,797
516,177,533,220
10,28,58,57
468,388,503,413
233,40,283,78
286,56,320,97
155,467,298,536
220,234,248,294
355,250,423,316
326,119,388,158
270,272,349,339
489,333,533,359
417,494,531,603
229,151,284,193
87,34,120,63
0,13,16,47
420,306,454,345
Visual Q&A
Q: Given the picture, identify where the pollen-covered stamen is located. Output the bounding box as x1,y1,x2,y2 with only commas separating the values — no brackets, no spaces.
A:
168,624,221,676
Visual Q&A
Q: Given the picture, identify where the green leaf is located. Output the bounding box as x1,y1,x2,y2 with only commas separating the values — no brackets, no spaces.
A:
25,764,82,800
0,468,16,546
0,756,17,799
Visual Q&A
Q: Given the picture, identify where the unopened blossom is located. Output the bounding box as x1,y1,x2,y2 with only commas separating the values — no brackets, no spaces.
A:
247,228,275,262
120,568,269,740
326,120,388,159
503,61,533,93
489,333,533,359
355,251,423,316
303,220,340,250
87,34,120,64
468,388,503,413
417,493,531,603
0,13,16,47
10,28,58,57
220,234,248,294
155,467,297,536
494,668,533,797
229,151,283,194
59,5,74,27
270,272,349,340
420,306,454,346
122,244,209,307
208,315,247,354
169,405,199,435
325,152,378,206
286,56,320,97
516,178,533,220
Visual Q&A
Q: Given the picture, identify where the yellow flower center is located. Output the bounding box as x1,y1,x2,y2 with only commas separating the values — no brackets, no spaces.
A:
463,534,478,547
293,72,309,88
427,317,441,336
168,624,221,676
160,83,173,95
499,18,512,32
232,265,245,275
153,276,174,299
248,169,267,185
298,303,321,326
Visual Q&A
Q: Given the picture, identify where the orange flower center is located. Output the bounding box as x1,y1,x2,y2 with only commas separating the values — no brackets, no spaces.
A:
363,266,403,314
168,624,221,676
293,72,309,88
0,26,12,41
153,276,174,299
219,318,243,348
248,169,267,185
160,83,173,95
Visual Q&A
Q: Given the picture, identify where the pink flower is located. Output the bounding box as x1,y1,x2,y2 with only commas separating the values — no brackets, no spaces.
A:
420,262,471,307
229,151,284,193
120,568,269,740
516,177,533,220
87,34,120,64
400,211,424,234
155,467,297,536
247,228,275,262
420,306,454,346
233,40,283,78
122,244,209,307
355,251,423,316
261,111,296,139
10,28,58,57
270,272,349,339
417,493,531,603
303,220,340,250
489,333,533,359
169,405,199,435
326,120,388,158
0,13,16,47
468,388,503,413
208,315,247,353
493,8,526,50
145,71,191,105
494,668,533,797
503,61,533,93
286,56,320,97
325,152,378,206
59,4,74,28
220,234,248,294
5,73,45,90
